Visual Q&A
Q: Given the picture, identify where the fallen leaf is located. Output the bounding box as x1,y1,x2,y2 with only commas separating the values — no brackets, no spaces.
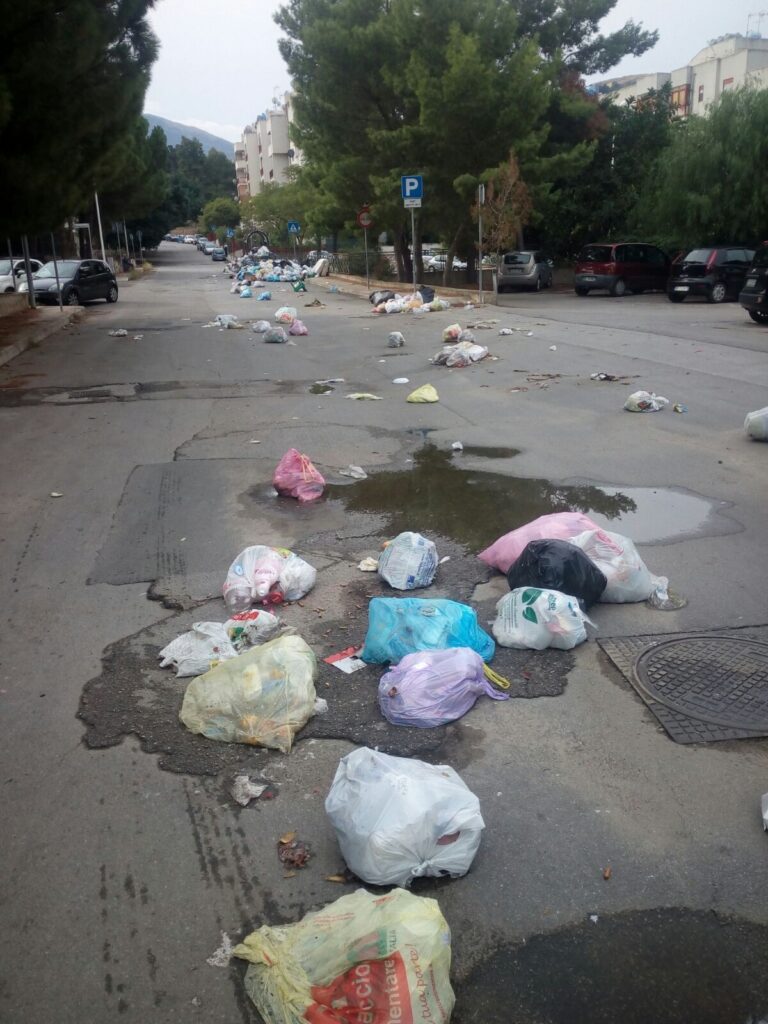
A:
603,866,612,881
325,874,347,883
279,831,297,845
283,871,297,879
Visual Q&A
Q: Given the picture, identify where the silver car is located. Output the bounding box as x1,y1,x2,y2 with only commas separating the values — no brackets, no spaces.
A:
497,250,553,292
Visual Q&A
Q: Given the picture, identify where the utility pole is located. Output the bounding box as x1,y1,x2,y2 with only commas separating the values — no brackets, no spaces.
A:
478,183,485,306
94,191,106,260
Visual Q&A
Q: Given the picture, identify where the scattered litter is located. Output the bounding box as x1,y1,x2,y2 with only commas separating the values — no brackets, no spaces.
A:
326,747,484,885
361,597,495,664
277,831,312,868
509,386,529,393
251,320,270,333
603,866,612,881
233,889,454,1024
313,697,329,715
132,334,143,341
493,588,593,650
315,377,345,385
406,383,439,403
49,491,63,498
248,439,261,444
206,932,234,968
214,314,242,329
439,556,451,564
434,340,489,367
590,914,599,924
288,319,308,335
159,621,234,677
257,291,271,301
466,319,498,330
673,403,687,413
590,371,638,383
324,646,367,673
378,531,438,590
357,557,379,572
507,539,607,609
346,392,382,400
223,545,316,612
479,511,600,573
327,284,340,293
325,874,349,883
624,390,669,413
274,306,297,324
273,448,325,502
442,323,462,342
762,792,768,830
305,298,324,307
370,289,396,305
549,345,557,351
392,377,410,384
379,648,509,728
452,441,464,451
499,328,514,336
387,331,405,348
240,286,253,298
231,776,268,806
338,465,367,479
108,329,128,337
745,407,768,440
179,635,318,752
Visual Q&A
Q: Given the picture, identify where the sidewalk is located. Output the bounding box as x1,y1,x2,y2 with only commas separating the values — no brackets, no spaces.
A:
0,306,82,369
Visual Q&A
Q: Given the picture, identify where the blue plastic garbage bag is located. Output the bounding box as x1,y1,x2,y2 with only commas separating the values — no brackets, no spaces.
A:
361,597,495,665
240,286,253,298
257,291,272,301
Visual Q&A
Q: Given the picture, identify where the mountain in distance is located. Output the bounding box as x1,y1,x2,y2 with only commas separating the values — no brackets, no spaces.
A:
144,113,234,156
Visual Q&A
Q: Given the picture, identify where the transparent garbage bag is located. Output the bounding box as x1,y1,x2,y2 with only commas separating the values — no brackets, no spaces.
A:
745,406,768,441
179,634,317,752
223,545,316,612
233,887,454,1024
493,587,593,650
326,746,484,886
378,531,438,590
273,448,325,502
569,528,668,603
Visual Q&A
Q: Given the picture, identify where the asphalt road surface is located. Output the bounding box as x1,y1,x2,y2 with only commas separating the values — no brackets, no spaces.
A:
1,244,767,1023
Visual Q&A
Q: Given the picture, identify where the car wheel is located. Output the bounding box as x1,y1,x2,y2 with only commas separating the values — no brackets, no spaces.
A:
65,289,79,306
106,284,118,303
575,286,589,296
708,281,727,303
610,278,627,297
668,292,686,303
748,309,768,325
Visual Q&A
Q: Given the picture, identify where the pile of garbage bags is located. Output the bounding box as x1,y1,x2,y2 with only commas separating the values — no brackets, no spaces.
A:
369,288,450,315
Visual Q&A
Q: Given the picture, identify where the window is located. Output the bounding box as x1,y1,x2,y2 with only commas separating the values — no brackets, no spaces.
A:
698,84,704,102
578,245,612,263
722,77,734,91
645,247,667,266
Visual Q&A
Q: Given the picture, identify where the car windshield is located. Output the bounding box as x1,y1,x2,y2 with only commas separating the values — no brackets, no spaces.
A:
579,245,612,262
212,248,225,254
0,259,17,275
35,261,80,278
683,249,713,264
752,246,768,269
503,252,533,265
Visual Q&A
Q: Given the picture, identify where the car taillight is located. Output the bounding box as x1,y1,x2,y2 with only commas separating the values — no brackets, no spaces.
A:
706,251,718,270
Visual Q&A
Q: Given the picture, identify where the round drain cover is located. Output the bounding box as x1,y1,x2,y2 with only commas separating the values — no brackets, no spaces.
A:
633,636,768,730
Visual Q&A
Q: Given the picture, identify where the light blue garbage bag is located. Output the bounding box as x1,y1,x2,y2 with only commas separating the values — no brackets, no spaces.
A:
361,597,495,665
240,286,253,298
257,291,272,301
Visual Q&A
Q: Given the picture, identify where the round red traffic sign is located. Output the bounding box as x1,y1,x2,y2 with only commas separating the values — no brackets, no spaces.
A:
357,208,374,229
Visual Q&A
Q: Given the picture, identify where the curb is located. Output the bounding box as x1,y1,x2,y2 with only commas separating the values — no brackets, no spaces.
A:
326,272,497,306
0,307,82,369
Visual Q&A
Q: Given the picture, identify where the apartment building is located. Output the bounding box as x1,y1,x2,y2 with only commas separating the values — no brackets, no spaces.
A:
592,33,768,114
234,94,303,200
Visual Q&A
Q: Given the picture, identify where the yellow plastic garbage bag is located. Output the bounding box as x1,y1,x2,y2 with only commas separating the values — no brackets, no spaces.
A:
406,384,439,404
179,634,317,753
233,887,455,1024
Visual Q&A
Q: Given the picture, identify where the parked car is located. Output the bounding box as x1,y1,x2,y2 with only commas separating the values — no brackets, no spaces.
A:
0,257,43,292
425,254,467,272
210,247,227,262
184,235,196,244
201,241,218,255
497,250,553,292
668,245,756,303
739,243,768,324
574,242,669,296
17,259,118,305
306,249,333,263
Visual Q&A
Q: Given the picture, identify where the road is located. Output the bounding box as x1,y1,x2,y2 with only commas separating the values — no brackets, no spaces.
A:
1,244,767,1023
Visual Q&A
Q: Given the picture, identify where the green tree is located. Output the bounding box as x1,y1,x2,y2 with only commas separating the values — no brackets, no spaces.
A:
634,88,768,251
203,149,236,203
0,1,158,237
199,197,240,239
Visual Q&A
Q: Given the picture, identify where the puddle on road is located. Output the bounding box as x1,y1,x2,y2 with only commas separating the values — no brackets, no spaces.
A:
458,445,520,459
455,908,768,1024
309,382,334,394
327,446,732,550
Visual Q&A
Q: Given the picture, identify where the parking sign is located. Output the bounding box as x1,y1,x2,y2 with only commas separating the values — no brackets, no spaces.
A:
401,175,423,201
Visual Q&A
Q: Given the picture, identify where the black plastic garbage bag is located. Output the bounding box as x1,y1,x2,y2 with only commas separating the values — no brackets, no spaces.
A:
506,539,607,609
419,284,436,303
369,289,396,305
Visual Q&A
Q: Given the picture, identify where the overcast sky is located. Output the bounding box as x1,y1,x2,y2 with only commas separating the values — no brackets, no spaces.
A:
144,0,757,144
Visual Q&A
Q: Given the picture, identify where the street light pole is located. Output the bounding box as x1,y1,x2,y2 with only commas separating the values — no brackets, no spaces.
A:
94,191,106,261
478,182,485,306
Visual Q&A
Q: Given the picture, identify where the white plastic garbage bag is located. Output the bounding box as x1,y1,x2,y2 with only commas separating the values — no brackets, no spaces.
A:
274,306,297,324
624,390,669,412
378,531,439,590
434,340,489,367
179,634,317,752
569,528,668,603
387,331,405,348
492,587,592,650
159,622,234,677
223,545,316,612
251,320,271,333
214,314,240,329
325,747,484,886
744,406,768,441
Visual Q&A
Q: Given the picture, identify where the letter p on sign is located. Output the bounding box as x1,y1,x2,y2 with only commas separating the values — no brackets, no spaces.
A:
401,175,423,200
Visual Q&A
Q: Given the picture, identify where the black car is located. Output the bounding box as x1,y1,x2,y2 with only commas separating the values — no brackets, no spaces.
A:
20,259,118,305
739,243,768,325
668,246,755,303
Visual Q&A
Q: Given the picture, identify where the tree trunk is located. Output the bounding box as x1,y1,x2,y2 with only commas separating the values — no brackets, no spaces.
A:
394,227,411,283
443,224,462,288
413,212,423,286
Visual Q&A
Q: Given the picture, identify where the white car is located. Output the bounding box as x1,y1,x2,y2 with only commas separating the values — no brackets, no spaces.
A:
184,235,196,244
0,257,43,292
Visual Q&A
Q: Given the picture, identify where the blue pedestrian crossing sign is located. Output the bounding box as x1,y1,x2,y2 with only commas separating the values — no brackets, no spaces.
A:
401,175,423,200
287,220,301,234
226,228,235,238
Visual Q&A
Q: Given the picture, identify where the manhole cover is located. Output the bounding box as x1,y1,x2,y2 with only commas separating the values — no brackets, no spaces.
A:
633,636,768,731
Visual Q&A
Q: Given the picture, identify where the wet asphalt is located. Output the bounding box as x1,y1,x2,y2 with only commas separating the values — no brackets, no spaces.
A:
1,244,767,1022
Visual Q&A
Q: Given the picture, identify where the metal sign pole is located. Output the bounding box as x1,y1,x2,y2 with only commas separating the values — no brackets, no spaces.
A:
94,191,106,260
478,183,485,306
410,206,417,295
21,234,36,309
50,232,63,311
364,227,370,290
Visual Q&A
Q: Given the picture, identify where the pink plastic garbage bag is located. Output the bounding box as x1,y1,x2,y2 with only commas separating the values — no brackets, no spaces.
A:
379,648,508,728
478,511,600,573
273,448,325,503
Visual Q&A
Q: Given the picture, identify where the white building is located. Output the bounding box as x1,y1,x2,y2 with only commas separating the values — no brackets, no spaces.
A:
234,94,303,200
591,33,768,115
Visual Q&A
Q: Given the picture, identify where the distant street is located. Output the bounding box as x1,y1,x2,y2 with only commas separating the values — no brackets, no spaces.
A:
1,243,767,1023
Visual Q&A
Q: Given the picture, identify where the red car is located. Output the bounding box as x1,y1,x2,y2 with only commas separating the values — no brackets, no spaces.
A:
574,242,670,297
